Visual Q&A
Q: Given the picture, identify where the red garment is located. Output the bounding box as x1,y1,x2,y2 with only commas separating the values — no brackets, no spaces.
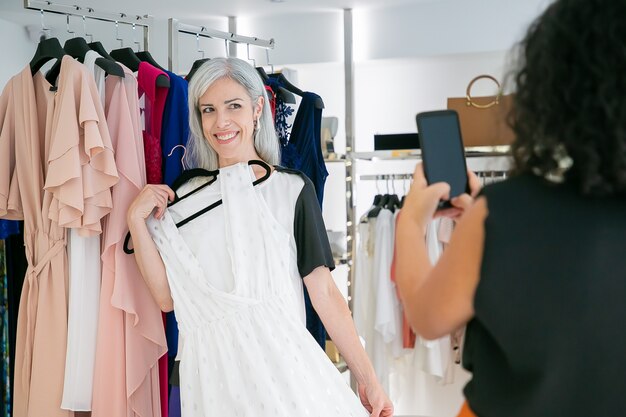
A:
138,62,169,185
137,62,170,417
390,212,417,348
265,85,276,120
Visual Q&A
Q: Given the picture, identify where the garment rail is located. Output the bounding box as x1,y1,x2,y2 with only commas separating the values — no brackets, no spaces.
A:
168,18,275,73
359,170,510,182
24,0,152,50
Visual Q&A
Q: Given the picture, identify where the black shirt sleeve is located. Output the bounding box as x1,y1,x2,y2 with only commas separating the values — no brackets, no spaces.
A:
294,176,335,278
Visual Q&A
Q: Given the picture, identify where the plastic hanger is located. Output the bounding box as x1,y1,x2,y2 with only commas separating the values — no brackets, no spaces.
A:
110,47,141,71
268,72,324,109
186,58,210,81
111,48,169,87
136,51,167,72
123,160,273,254
47,36,125,84
30,9,67,77
257,67,296,104
30,37,66,76
88,41,116,61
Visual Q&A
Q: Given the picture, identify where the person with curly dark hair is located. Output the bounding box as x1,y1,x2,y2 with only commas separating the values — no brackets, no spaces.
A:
394,0,626,416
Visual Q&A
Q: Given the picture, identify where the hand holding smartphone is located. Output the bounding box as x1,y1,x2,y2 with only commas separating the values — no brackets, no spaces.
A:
415,110,469,210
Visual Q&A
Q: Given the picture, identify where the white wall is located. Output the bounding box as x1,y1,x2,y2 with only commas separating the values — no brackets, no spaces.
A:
353,51,513,151
353,0,550,61
237,11,344,65
0,18,34,88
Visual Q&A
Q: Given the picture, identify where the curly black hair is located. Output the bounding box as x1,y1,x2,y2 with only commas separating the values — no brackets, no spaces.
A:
509,0,626,196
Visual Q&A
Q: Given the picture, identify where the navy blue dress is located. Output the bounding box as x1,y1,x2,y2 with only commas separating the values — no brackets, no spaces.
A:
160,72,188,407
274,88,329,349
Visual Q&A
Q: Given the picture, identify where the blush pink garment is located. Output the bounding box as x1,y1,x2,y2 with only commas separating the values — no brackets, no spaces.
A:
91,66,167,417
137,62,170,417
0,56,117,417
137,62,169,186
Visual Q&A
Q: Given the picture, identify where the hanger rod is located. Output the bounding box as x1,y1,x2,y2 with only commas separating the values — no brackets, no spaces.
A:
359,170,509,181
173,19,274,49
24,0,153,27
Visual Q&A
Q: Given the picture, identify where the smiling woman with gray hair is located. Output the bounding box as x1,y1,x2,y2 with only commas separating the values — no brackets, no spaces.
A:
127,57,393,417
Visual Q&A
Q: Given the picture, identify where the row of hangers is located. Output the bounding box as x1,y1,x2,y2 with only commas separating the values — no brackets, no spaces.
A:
367,175,411,218
30,10,323,109
363,169,509,219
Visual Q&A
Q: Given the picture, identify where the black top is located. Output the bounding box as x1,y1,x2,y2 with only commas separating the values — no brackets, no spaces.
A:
275,166,335,277
463,174,626,416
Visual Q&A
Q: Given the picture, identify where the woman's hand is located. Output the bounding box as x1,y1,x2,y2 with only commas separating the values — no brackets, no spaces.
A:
127,184,175,224
402,164,481,231
358,381,394,417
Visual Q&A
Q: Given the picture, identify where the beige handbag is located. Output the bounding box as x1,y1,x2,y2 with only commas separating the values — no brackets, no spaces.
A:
447,74,515,147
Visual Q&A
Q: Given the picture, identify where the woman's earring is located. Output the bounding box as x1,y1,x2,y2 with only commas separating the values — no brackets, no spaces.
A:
254,118,261,132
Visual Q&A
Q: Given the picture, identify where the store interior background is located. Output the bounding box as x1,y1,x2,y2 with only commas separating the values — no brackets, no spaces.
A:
0,0,551,415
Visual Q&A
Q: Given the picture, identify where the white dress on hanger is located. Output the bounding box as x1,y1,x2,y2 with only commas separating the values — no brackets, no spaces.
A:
372,208,403,392
148,163,367,417
61,50,105,411
353,221,377,360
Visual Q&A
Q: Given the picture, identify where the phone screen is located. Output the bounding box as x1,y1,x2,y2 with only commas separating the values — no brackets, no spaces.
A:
415,110,469,207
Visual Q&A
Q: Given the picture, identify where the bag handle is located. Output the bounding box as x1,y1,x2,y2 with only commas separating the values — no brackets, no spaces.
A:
465,74,502,109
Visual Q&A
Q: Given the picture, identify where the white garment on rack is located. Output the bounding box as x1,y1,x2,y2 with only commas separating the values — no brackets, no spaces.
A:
61,50,105,411
372,208,403,391
148,163,367,417
353,220,377,359
410,219,454,383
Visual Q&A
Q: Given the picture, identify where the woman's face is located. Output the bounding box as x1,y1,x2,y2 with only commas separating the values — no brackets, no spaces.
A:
199,77,264,167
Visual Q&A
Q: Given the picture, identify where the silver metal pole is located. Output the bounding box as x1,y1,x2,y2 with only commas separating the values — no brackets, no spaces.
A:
168,18,180,72
175,22,275,49
343,8,358,392
228,16,238,57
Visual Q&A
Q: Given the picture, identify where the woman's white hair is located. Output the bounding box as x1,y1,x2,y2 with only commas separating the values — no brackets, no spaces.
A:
186,57,280,170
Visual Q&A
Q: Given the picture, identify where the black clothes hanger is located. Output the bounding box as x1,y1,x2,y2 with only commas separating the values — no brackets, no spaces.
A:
136,51,167,72
46,37,125,84
30,37,66,76
110,47,141,71
88,41,115,61
367,194,391,218
268,72,324,109
186,58,210,81
172,160,271,228
385,194,401,213
110,48,170,87
257,67,296,104
123,160,272,254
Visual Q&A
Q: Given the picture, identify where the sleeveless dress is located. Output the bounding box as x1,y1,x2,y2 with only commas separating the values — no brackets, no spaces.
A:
147,163,367,417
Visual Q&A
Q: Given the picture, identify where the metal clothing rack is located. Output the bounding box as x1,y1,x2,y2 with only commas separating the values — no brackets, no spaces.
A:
359,170,510,182
168,18,275,73
24,0,153,50
345,150,512,321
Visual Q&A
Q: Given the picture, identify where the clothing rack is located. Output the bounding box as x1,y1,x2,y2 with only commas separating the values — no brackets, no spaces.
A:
359,170,510,182
24,0,152,50
168,18,275,73
346,152,512,326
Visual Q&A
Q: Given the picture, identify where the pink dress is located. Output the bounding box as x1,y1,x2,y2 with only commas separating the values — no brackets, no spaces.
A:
91,65,167,417
0,56,117,416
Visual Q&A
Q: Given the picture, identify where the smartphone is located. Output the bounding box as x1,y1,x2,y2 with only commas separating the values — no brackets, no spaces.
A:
415,110,469,209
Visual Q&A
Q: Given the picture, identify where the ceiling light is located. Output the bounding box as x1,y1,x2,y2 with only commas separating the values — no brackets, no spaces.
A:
270,0,287,3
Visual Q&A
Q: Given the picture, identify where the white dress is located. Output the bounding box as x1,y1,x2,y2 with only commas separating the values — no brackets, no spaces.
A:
61,50,106,411
148,163,367,417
